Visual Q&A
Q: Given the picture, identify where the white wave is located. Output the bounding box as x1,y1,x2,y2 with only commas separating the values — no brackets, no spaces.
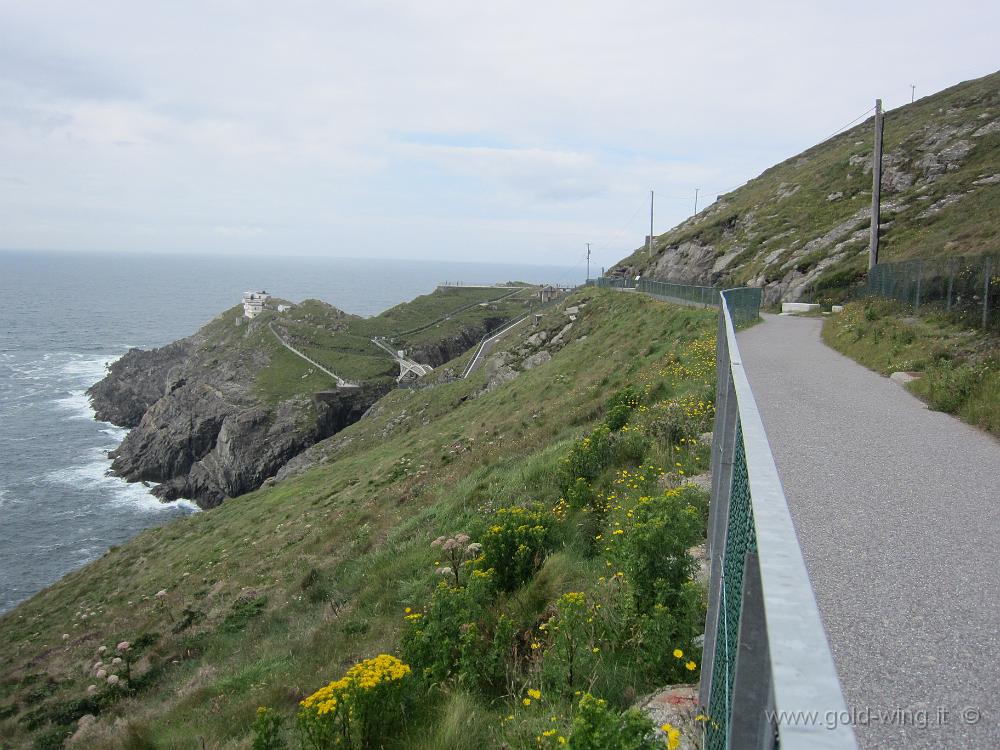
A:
44,448,198,516
52,389,96,421
99,425,130,442
0,488,7,509
59,356,114,381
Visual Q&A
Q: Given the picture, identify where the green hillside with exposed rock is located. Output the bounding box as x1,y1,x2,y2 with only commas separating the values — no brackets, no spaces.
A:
87,285,540,508
612,70,1000,306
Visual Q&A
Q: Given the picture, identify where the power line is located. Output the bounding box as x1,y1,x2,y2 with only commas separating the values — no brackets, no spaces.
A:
820,105,877,144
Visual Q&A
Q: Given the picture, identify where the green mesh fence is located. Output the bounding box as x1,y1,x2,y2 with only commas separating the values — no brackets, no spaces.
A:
638,278,719,307
593,277,763,325
705,421,757,750
859,253,999,329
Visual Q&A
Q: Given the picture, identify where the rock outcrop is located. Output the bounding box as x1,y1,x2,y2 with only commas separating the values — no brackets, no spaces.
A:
88,341,191,427
611,70,1000,303
89,302,385,509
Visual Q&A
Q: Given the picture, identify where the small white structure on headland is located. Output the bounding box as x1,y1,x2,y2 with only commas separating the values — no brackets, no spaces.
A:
243,291,270,318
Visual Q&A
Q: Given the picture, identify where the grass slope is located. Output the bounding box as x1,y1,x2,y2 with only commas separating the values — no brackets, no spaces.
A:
0,290,716,749
188,287,540,404
823,300,1000,435
613,70,1000,300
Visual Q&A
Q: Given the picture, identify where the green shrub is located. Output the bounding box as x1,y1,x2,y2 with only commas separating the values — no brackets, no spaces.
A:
297,655,413,750
459,613,517,696
604,385,642,431
251,706,286,750
564,477,598,511
220,595,267,633
635,597,703,685
540,592,598,698
561,426,614,487
922,360,984,414
480,506,555,592
610,429,649,466
401,570,495,685
561,693,669,750
614,488,703,614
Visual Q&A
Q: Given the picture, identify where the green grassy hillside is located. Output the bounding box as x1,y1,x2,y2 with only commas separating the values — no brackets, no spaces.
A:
613,70,1000,305
198,286,540,403
0,290,717,749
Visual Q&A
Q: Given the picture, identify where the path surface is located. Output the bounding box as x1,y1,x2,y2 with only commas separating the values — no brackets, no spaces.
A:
738,314,1000,750
462,315,531,377
268,322,357,388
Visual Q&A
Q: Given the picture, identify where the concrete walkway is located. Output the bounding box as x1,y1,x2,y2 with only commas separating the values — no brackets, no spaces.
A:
738,314,1000,749
462,315,531,378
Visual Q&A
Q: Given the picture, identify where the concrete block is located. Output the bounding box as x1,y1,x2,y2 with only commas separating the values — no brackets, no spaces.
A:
890,371,921,386
832,305,845,313
781,302,820,313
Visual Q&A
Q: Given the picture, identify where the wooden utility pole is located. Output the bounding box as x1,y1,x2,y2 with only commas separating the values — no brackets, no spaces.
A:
868,99,884,271
586,243,591,280
648,190,654,258
694,188,700,215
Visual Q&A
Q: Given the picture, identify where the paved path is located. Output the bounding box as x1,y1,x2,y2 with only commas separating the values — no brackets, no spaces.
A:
462,315,531,377
268,322,357,388
738,314,1000,750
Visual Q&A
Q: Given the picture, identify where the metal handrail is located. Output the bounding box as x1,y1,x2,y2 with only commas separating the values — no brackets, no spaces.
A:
700,290,857,749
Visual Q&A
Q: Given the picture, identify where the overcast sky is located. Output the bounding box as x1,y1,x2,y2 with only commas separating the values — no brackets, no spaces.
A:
1,1,997,273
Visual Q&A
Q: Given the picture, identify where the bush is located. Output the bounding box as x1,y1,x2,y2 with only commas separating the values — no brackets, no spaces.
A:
635,597,703,685
480,506,555,592
252,706,286,750
540,592,598,698
297,655,413,749
614,488,703,614
638,396,713,447
922,359,985,414
604,386,642,431
401,569,497,686
220,595,267,633
561,426,614,487
564,477,598,511
562,693,672,750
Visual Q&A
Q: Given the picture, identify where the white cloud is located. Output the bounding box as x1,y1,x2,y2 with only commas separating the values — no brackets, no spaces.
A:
212,225,264,238
0,0,998,267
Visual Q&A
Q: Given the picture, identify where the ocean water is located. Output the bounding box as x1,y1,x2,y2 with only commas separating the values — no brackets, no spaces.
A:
0,251,579,613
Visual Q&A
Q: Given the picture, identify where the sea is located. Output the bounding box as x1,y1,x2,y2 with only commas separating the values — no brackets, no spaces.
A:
0,251,579,614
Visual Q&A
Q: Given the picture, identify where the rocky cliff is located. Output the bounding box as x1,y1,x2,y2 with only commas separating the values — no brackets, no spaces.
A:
612,70,1000,304
89,287,540,508
89,301,386,508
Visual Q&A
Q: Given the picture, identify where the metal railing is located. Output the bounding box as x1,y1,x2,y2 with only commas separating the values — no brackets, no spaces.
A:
701,290,857,749
858,253,998,329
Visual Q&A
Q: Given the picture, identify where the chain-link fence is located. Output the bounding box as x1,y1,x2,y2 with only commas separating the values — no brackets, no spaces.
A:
592,277,763,327
698,291,856,750
859,254,998,329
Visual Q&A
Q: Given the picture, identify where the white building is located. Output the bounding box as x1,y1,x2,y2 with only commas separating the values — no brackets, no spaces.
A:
242,291,270,318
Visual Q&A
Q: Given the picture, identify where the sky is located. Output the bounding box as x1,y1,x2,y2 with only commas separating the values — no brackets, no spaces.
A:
1,1,998,275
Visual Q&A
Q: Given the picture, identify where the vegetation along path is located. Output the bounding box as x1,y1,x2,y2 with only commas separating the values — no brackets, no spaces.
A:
738,314,1000,750
267,321,358,388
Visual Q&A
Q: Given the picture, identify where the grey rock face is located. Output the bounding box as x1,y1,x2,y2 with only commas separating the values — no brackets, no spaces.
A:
521,351,552,370
87,341,191,427
90,304,385,509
